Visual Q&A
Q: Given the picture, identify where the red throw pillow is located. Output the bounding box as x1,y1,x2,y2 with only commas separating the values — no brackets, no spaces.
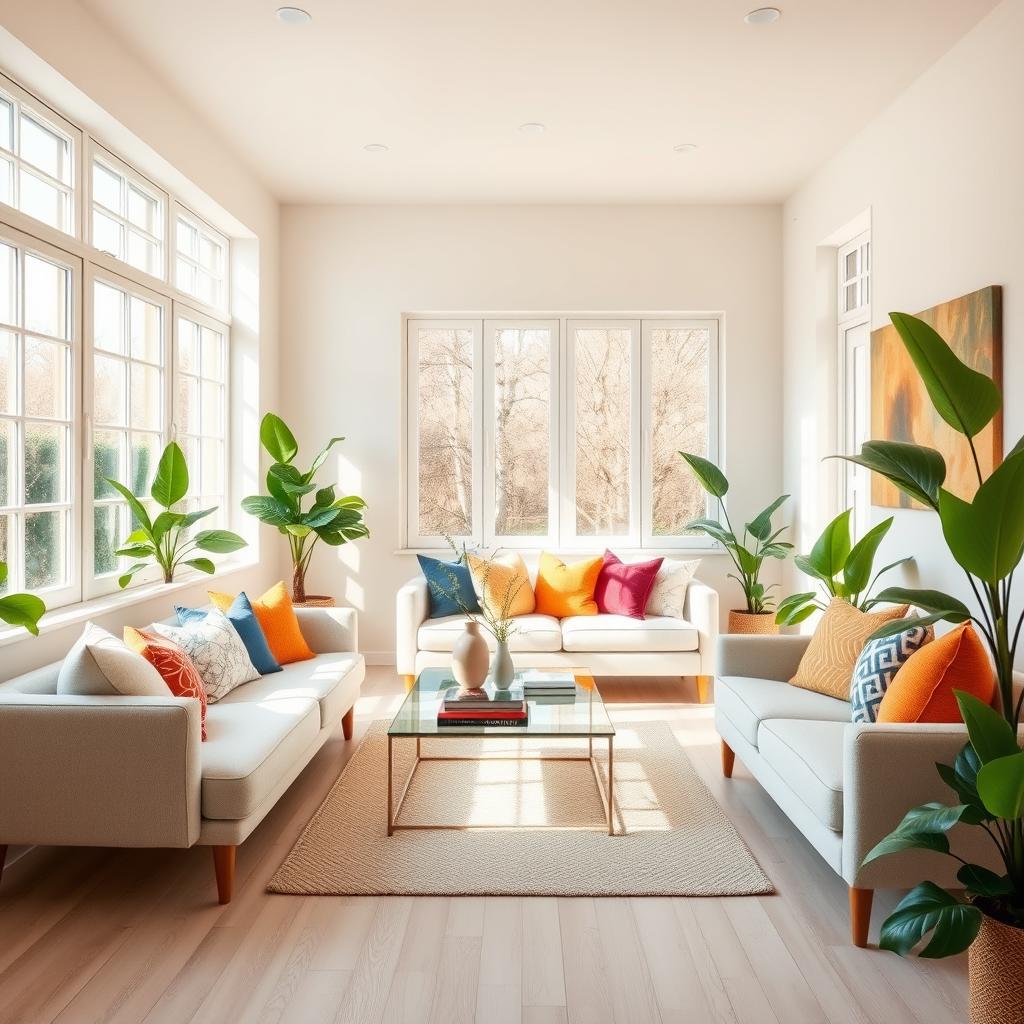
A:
124,627,208,740
594,550,664,619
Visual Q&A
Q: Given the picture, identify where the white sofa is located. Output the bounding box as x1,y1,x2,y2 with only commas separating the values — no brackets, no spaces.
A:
396,563,718,698
715,634,1019,946
0,606,364,904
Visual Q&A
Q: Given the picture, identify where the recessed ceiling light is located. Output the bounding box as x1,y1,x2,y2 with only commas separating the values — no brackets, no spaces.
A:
363,143,389,153
518,122,546,136
744,7,781,25
673,143,698,153
276,7,312,25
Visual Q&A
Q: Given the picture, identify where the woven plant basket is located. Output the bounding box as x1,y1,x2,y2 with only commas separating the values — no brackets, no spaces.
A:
969,912,1024,1024
727,610,779,635
292,595,337,609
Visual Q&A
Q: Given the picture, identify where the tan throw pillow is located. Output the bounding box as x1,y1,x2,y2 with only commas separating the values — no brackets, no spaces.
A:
789,598,909,701
57,622,170,697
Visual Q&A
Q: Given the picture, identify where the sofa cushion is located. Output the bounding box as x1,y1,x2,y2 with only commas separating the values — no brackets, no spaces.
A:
57,623,169,698
201,697,320,819
715,675,851,748
417,614,562,653
560,614,698,652
757,719,846,831
219,652,364,728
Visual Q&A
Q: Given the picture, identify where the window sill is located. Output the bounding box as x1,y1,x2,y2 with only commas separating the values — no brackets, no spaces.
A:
392,544,726,556
0,557,260,650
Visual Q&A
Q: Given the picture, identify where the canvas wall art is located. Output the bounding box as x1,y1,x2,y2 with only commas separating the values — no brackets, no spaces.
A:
870,285,1003,508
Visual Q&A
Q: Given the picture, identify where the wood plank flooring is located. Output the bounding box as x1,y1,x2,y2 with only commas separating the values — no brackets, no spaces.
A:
0,669,968,1024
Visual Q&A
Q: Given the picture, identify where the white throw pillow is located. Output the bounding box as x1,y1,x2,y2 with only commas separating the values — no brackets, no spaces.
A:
57,622,169,697
153,608,259,702
645,558,700,619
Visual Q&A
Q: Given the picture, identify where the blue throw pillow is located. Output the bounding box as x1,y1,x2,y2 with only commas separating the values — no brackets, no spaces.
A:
175,592,282,675
417,554,480,619
850,625,932,723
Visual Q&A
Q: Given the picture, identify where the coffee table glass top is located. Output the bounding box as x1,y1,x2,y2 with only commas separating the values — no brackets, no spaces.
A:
389,667,615,738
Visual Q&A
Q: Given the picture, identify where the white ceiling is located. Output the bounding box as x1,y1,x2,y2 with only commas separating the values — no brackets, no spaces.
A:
81,0,998,204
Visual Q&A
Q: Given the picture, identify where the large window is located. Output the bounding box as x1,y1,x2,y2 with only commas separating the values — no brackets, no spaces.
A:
175,208,227,312
406,315,720,549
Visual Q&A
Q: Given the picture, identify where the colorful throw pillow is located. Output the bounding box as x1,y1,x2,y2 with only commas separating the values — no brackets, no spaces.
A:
789,598,910,701
534,552,604,617
176,593,281,675
209,582,315,666
417,554,481,619
594,550,664,619
124,627,208,740
850,625,934,723
152,608,259,702
467,552,535,618
645,558,700,619
56,622,169,697
878,623,995,723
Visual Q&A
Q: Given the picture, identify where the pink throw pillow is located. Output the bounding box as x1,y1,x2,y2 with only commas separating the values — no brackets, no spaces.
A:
594,550,664,619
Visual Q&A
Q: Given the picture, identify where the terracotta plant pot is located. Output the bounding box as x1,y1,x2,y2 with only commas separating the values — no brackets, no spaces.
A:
292,595,336,609
969,911,1024,1023
728,610,779,635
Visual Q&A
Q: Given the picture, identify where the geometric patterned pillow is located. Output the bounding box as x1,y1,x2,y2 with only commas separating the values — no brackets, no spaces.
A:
850,625,934,724
124,627,209,740
645,558,701,619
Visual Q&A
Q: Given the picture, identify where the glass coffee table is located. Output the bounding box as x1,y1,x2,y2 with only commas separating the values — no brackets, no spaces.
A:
387,667,618,836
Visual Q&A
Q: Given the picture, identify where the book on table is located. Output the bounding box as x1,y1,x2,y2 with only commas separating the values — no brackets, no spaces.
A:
519,669,577,693
437,707,529,727
441,681,526,711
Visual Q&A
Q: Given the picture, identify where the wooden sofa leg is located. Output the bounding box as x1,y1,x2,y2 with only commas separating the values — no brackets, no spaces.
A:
850,886,873,947
402,674,416,693
695,675,712,705
342,706,355,740
212,846,236,905
721,740,736,779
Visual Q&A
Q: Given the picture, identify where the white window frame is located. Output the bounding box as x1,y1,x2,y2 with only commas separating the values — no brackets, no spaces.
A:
173,202,229,315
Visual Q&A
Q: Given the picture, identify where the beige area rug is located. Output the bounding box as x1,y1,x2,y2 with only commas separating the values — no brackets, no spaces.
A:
268,720,773,897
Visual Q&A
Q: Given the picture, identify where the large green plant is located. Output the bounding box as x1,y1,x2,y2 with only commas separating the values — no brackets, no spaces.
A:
107,441,247,587
0,562,45,635
680,452,791,614
241,414,369,603
775,510,909,625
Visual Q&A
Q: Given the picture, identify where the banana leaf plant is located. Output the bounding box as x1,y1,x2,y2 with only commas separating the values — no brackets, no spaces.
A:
679,452,792,613
0,562,46,635
241,414,369,603
775,509,910,625
107,441,248,587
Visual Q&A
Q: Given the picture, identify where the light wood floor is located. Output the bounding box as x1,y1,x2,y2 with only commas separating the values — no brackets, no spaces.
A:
0,668,968,1024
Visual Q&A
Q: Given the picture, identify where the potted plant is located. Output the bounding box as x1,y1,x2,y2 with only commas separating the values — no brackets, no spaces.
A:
242,414,369,606
775,509,909,626
106,441,247,587
679,452,791,633
0,562,46,635
840,311,1024,1022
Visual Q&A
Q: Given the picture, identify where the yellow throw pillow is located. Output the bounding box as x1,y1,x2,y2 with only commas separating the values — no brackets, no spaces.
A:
467,552,535,618
789,597,909,701
534,551,603,617
209,581,315,666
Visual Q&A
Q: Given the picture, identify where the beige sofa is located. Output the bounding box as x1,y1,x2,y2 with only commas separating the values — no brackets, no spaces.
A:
396,564,718,698
715,634,1018,946
0,606,364,904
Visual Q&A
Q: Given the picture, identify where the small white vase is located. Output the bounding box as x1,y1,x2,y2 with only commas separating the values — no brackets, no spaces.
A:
491,639,515,690
452,620,489,691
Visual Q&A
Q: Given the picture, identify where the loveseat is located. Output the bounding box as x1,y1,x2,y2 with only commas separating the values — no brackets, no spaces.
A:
0,606,364,904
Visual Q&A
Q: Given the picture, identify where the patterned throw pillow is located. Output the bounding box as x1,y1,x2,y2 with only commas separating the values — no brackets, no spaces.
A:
850,625,933,723
152,608,259,702
176,593,282,675
124,627,209,740
645,558,700,619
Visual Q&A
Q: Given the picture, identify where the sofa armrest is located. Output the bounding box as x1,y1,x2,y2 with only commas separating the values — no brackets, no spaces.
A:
295,606,358,654
717,634,810,681
396,575,430,675
0,694,201,848
684,579,719,675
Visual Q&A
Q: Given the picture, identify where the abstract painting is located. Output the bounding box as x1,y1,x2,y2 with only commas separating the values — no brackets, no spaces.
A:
870,285,1003,508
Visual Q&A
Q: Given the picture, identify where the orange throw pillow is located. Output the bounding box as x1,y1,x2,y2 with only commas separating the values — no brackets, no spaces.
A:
534,552,603,617
124,626,208,740
209,582,315,666
877,623,995,723
466,553,536,618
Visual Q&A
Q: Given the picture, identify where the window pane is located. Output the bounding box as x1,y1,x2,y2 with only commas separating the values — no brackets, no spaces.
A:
20,114,67,181
178,318,199,371
0,331,14,413
127,231,158,276
127,185,158,234
0,417,13,505
93,503,122,576
92,209,123,258
198,234,220,272
19,169,65,231
176,218,197,257
93,428,125,498
93,281,125,352
93,355,127,426
0,513,9,593
649,327,710,536
129,296,161,362
0,242,14,326
197,271,217,307
24,253,68,339
0,156,12,208
493,327,550,536
200,326,223,380
0,98,12,152
130,362,162,431
25,509,65,588
201,438,223,495
130,432,160,494
175,257,195,294
177,374,199,434
24,337,68,419
24,422,65,504
416,327,473,536
200,380,222,435
573,328,631,536
92,160,120,212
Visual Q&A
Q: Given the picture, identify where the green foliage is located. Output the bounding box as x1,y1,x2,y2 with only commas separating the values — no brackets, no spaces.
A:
0,561,46,635
242,413,369,602
679,453,791,614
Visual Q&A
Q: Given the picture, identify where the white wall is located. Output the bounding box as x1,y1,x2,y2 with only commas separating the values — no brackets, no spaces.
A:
280,204,783,659
783,0,1023,638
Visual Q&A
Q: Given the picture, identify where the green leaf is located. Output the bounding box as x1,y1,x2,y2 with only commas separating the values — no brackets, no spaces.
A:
794,553,836,590
314,485,336,508
834,441,946,510
679,452,728,498
260,413,298,464
268,463,317,497
936,743,990,819
302,436,344,484
105,479,153,535
734,545,760,575
862,802,977,867
843,517,893,594
976,752,1024,819
889,311,1001,439
151,511,186,544
240,495,295,527
805,509,851,582
0,592,46,635
114,544,155,559
265,467,300,511
957,692,1018,764
180,506,217,529
777,603,817,625
332,494,367,510
957,864,1013,899
181,557,215,575
879,882,981,958
0,562,7,586
150,442,189,509
684,517,735,546
117,562,149,589
746,494,788,542
285,524,313,537
193,530,248,554
872,587,971,620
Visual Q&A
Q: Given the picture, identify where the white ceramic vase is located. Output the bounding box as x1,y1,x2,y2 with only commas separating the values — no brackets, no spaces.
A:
451,620,489,691
491,639,515,690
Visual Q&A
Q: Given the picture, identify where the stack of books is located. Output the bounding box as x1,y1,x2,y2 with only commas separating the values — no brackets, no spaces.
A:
437,682,528,727
520,670,578,700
